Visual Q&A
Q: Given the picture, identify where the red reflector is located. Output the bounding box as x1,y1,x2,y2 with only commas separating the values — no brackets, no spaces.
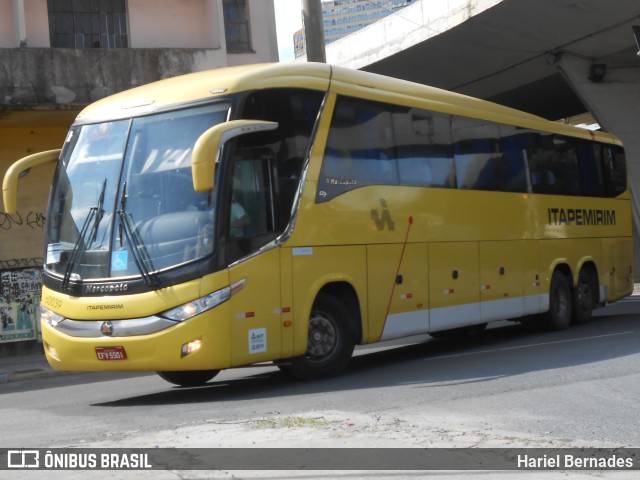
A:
95,346,127,361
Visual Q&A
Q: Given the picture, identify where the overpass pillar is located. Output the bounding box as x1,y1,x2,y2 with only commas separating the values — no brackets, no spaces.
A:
557,54,640,276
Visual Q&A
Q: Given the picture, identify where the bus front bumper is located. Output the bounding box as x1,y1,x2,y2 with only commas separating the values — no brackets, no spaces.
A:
41,307,232,372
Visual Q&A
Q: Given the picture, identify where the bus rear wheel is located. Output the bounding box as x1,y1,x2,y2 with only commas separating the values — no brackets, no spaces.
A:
157,369,220,387
279,293,355,380
545,270,572,331
572,267,598,324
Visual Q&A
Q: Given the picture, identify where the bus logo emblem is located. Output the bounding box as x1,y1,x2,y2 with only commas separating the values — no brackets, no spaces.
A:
371,198,395,231
101,321,114,336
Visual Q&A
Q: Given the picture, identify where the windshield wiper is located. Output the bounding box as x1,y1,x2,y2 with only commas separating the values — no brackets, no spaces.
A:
88,179,106,246
117,181,160,288
61,179,107,292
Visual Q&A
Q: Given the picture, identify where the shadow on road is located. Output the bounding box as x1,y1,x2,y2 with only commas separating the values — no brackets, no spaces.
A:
91,306,640,408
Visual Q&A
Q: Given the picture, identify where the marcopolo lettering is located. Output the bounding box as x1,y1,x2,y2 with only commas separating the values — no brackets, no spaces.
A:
548,208,616,226
85,283,129,294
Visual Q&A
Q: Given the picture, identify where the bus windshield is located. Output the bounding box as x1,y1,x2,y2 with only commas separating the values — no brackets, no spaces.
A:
45,102,230,283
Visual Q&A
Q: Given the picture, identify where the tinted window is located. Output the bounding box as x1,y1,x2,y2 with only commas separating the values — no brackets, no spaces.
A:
528,134,582,196
318,98,399,202
317,96,626,201
601,145,627,197
499,127,529,193
396,110,455,188
452,117,504,191
576,140,604,197
225,88,323,262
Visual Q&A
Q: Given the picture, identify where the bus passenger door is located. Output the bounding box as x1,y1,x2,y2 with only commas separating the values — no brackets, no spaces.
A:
429,242,480,331
225,153,283,366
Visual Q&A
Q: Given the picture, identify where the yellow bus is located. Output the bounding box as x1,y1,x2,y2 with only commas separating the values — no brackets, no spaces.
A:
3,63,633,386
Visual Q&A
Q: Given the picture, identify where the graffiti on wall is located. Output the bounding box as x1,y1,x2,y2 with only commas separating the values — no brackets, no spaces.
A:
0,210,46,230
0,269,42,343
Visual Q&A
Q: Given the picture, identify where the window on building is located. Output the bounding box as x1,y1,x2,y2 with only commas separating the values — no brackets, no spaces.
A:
48,0,128,48
223,0,252,52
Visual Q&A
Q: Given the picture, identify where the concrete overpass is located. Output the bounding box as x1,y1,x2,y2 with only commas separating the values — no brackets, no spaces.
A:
323,0,640,229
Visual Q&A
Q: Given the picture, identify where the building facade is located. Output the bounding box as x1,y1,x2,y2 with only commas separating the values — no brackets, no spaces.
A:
294,0,413,57
0,0,278,346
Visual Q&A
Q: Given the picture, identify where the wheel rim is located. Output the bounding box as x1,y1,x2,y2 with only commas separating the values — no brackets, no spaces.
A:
577,282,592,311
306,312,337,361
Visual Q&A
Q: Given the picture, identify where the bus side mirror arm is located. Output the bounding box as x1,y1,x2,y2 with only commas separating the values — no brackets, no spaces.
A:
191,120,278,192
2,149,60,214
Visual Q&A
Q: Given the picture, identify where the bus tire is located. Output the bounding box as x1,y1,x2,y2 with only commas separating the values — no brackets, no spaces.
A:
157,369,220,387
279,293,355,380
546,270,572,331
572,267,598,324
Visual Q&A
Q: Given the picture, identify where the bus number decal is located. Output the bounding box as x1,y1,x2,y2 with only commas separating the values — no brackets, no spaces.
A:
43,294,63,309
371,199,395,231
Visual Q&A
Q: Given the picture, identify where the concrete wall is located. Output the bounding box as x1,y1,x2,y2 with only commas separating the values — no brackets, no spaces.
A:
323,0,503,69
558,54,640,277
0,47,230,108
128,0,222,48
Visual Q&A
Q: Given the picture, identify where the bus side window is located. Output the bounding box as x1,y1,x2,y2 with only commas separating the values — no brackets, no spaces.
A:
396,109,455,188
546,136,580,196
499,127,528,193
528,134,554,194
601,145,627,197
577,140,605,197
452,118,503,191
318,96,399,202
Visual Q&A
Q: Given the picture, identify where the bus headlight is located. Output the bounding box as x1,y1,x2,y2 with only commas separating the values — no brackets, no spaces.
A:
160,279,246,322
40,305,64,328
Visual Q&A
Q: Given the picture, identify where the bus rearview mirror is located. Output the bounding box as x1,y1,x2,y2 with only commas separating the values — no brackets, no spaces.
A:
192,120,278,192
2,149,60,214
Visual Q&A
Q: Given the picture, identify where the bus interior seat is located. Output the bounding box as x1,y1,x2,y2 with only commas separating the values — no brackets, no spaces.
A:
137,210,210,269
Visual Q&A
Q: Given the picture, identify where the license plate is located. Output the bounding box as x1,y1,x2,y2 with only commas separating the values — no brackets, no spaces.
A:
95,346,128,361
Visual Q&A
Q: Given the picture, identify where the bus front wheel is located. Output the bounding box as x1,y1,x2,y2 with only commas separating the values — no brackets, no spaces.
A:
157,369,220,387
279,293,355,380
546,270,572,331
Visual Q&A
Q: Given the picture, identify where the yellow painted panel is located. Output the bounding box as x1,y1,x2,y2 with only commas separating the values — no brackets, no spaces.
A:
228,248,282,365
367,243,428,341
290,245,367,355
602,237,634,301
522,240,543,299
429,242,479,309
479,241,524,302
279,248,295,358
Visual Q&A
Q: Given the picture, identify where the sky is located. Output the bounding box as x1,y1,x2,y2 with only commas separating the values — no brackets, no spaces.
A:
274,0,303,62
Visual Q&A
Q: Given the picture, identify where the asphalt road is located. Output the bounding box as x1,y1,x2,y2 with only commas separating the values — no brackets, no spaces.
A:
1,298,639,479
